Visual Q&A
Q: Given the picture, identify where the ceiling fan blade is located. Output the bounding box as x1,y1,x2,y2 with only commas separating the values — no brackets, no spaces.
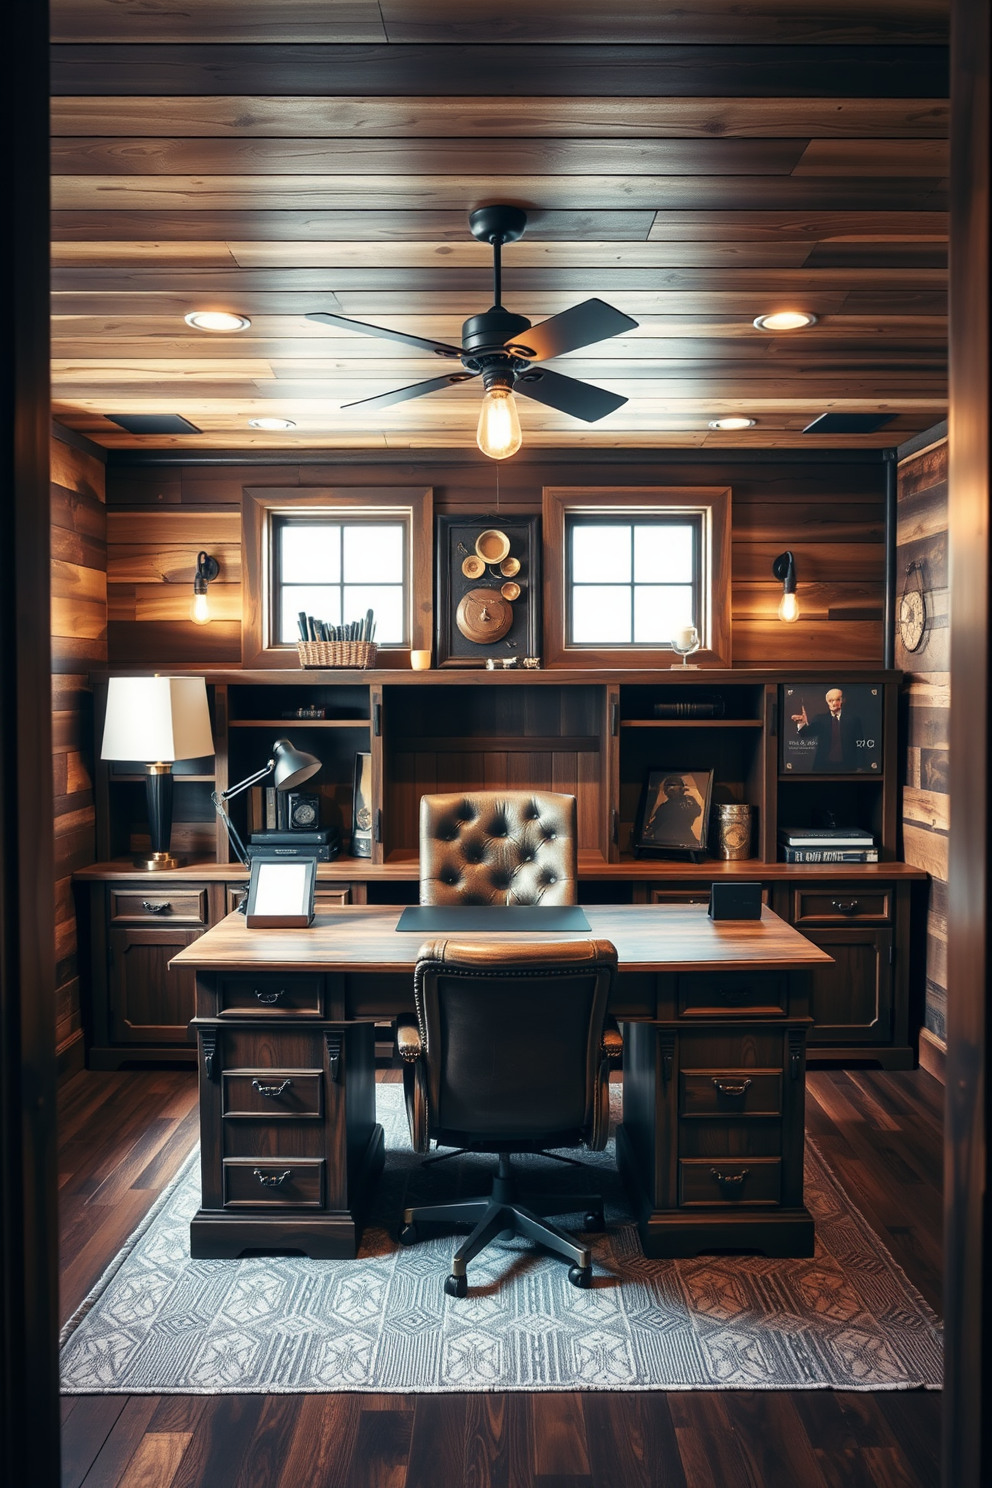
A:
508,298,639,362
513,367,627,423
341,371,478,412
306,311,462,358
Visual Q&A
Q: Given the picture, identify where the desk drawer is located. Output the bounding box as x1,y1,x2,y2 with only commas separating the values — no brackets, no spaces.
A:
110,887,207,925
792,888,891,924
226,886,351,914
679,1158,781,1207
222,1070,323,1119
677,973,786,1018
222,1157,324,1208
680,1071,782,1118
218,975,323,1016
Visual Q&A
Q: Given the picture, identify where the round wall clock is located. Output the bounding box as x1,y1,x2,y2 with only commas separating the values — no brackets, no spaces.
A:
455,586,514,644
898,560,927,653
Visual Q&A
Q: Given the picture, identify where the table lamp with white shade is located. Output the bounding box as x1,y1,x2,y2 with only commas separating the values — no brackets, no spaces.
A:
101,676,215,870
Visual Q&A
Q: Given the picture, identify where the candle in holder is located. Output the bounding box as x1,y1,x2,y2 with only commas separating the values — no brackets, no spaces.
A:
673,625,697,651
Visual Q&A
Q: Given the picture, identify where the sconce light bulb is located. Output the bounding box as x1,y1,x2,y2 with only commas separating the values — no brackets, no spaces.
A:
477,384,522,460
190,589,211,625
778,590,800,623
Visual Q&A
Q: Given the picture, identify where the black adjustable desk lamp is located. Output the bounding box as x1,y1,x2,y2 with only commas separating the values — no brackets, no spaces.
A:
212,738,321,866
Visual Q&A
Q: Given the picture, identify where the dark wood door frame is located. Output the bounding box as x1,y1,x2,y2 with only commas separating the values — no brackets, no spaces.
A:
946,1,991,1483
0,2,60,1485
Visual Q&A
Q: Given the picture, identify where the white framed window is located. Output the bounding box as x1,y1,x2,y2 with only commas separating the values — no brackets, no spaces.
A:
272,517,408,645
567,516,701,646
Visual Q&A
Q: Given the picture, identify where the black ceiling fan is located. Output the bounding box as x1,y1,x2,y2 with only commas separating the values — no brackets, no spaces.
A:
305,205,638,441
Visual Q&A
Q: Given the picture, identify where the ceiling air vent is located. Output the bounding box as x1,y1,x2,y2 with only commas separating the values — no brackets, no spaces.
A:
104,414,202,434
802,413,896,434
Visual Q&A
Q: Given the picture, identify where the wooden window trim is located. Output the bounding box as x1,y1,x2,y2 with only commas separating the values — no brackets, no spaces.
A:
242,487,433,669
542,486,732,668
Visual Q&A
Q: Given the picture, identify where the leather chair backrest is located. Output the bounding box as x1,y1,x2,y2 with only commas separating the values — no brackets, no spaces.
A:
419,791,578,906
413,938,617,1144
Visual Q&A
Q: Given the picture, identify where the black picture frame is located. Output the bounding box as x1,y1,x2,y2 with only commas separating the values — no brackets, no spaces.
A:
779,682,884,774
245,852,317,928
633,768,714,859
435,513,541,667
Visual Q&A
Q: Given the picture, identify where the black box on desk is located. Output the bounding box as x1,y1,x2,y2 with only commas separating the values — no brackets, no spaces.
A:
247,838,338,863
708,882,762,920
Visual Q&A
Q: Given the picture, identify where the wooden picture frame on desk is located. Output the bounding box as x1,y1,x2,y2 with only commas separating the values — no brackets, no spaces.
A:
241,486,433,669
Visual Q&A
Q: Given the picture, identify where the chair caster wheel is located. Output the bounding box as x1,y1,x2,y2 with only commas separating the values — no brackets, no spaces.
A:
584,1210,605,1232
568,1265,592,1289
398,1223,418,1246
444,1273,468,1298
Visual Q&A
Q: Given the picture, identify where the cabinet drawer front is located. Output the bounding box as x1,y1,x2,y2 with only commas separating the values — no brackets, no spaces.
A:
679,1158,781,1207
222,1070,323,1118
218,975,323,1016
680,1071,782,1118
226,886,351,913
677,973,786,1018
110,887,207,924
793,888,891,924
222,1158,324,1208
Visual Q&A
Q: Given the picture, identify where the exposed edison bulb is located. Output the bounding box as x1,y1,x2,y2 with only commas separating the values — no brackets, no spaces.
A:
190,589,211,625
778,590,800,623
477,384,522,460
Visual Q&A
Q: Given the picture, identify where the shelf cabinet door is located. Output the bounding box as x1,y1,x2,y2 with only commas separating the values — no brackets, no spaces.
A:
799,926,894,1046
108,926,202,1044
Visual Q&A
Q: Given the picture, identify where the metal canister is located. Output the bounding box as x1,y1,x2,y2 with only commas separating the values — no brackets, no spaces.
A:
713,803,753,860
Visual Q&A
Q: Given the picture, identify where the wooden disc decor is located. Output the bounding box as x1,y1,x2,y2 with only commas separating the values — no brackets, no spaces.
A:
461,554,486,579
455,586,514,644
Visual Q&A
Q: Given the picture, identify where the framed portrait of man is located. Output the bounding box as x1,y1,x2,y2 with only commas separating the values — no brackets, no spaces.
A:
633,769,714,858
779,683,883,774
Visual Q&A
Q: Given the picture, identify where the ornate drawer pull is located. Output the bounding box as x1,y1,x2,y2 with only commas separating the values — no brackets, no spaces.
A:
252,1079,292,1098
711,1078,752,1098
831,899,860,914
711,1168,749,1190
255,990,284,1005
253,1169,291,1188
141,899,172,914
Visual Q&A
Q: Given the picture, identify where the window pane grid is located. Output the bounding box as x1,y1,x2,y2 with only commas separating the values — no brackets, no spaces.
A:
566,517,700,646
274,518,407,645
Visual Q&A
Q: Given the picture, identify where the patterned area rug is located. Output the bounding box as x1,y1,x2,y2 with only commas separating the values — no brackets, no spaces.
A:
60,1085,941,1394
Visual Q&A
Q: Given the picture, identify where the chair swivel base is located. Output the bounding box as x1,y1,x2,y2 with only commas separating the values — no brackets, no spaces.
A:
399,1153,604,1296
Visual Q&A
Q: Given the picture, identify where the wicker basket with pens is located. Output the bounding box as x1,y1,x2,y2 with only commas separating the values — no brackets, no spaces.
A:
296,639,378,669
296,607,377,669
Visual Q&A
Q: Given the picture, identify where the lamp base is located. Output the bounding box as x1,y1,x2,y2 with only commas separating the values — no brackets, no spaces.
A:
134,851,185,871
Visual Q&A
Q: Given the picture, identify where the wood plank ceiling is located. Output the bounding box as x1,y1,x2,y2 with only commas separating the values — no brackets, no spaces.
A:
50,1,949,452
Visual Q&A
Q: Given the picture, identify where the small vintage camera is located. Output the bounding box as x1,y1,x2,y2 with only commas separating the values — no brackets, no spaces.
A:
287,791,320,830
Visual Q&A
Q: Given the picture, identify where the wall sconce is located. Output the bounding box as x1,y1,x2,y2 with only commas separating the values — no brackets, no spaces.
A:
772,550,800,623
190,551,219,625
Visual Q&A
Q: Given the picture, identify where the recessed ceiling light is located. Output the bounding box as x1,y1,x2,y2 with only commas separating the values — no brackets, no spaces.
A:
184,311,251,332
753,311,818,331
708,417,756,430
248,417,297,430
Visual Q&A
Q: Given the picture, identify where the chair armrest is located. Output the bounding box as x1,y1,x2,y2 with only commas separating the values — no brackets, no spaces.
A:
601,1019,623,1062
396,1016,423,1063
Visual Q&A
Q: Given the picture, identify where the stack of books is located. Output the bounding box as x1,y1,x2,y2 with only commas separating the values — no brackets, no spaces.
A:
778,828,878,863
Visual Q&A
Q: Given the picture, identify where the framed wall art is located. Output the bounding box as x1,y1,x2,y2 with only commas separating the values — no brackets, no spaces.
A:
435,515,541,667
779,682,883,774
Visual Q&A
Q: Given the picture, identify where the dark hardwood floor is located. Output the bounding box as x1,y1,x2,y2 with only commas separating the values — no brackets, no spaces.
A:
58,1065,943,1488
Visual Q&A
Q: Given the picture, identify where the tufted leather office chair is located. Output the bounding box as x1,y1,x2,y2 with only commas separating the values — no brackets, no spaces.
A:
419,791,578,905
396,937,622,1296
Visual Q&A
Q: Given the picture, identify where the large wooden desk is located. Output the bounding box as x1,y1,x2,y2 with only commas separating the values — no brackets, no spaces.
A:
172,905,832,1261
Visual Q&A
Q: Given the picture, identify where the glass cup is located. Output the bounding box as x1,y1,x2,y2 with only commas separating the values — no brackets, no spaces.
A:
671,626,701,668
